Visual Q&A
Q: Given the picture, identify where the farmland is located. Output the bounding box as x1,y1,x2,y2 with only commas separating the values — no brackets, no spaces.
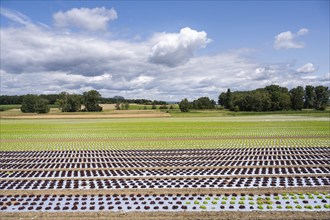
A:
0,114,329,219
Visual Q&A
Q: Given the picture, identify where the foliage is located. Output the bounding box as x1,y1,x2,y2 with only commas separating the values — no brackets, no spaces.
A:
21,94,38,113
34,98,50,114
314,85,329,110
179,98,190,112
56,92,82,112
191,97,216,109
83,90,102,112
21,94,50,114
219,84,329,111
290,86,304,110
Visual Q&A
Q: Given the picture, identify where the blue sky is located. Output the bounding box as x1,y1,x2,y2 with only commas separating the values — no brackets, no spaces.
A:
1,0,329,101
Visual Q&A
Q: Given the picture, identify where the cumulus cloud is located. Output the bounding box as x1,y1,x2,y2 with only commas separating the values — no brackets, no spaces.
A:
274,28,308,49
53,7,117,31
0,9,327,101
149,27,211,67
296,63,316,73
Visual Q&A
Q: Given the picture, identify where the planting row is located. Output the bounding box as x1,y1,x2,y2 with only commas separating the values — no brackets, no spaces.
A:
1,167,329,179
2,159,328,170
1,147,328,159
1,176,329,190
1,192,329,212
2,155,329,164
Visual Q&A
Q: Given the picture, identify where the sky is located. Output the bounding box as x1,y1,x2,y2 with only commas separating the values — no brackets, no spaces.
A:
0,0,329,101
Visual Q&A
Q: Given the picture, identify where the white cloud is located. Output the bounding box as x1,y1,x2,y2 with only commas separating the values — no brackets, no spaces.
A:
274,28,308,49
296,63,316,73
0,9,327,101
53,7,117,31
297,28,309,36
0,7,31,26
149,27,211,67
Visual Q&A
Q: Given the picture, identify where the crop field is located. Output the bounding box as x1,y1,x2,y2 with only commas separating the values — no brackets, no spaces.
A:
0,114,329,219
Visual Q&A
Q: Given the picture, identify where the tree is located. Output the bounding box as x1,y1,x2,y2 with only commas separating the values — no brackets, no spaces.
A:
314,86,329,110
21,94,50,114
179,98,190,112
21,94,38,113
218,92,227,106
304,85,316,109
192,97,216,109
265,85,291,110
83,90,102,112
56,92,81,112
226,89,233,110
290,86,304,110
35,98,50,113
124,102,129,110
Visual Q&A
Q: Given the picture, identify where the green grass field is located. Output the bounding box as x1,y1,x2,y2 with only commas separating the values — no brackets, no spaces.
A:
1,116,329,151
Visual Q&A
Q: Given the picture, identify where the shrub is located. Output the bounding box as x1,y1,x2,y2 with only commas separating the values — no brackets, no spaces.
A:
276,205,282,209
221,201,226,205
194,201,199,205
248,197,254,200
317,195,323,199
200,205,207,210
222,197,228,200
185,201,191,205
315,205,321,209
205,197,211,200
274,196,280,200
308,195,314,199
267,205,273,209
238,201,244,204
258,205,263,210
230,201,235,204
324,204,330,209
203,201,208,204
296,205,302,209
249,202,255,205
212,201,217,205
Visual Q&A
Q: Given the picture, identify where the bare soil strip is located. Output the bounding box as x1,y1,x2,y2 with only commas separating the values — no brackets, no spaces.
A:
1,186,329,197
1,210,329,220
0,113,170,119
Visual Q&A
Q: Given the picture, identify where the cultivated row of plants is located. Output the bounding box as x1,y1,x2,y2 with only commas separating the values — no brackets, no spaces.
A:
1,192,329,212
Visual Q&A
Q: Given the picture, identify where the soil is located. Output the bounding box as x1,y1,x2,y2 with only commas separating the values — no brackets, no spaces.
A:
1,211,329,220
0,113,170,119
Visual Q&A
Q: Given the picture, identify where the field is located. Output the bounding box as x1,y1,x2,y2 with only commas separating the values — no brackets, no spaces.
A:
0,111,329,219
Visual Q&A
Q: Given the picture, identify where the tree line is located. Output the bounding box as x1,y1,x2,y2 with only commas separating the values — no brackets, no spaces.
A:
218,85,329,112
179,85,329,112
0,90,169,114
1,94,167,106
19,90,103,114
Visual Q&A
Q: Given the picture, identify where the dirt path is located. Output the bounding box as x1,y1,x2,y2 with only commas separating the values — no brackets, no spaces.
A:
1,210,330,220
0,113,170,119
